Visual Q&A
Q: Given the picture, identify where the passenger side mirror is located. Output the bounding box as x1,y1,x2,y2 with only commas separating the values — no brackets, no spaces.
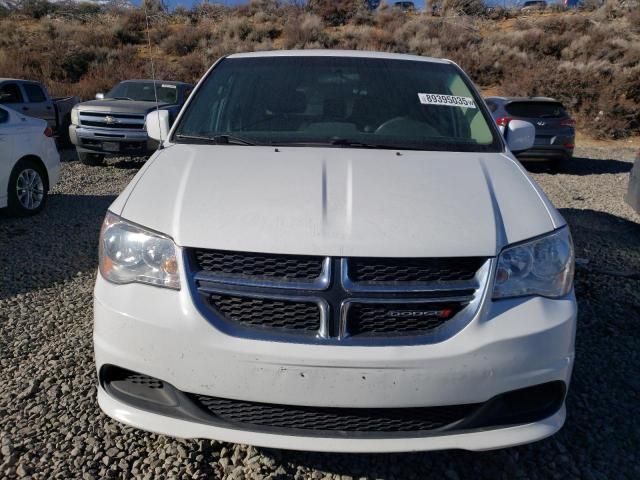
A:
504,120,535,154
146,110,171,142
95,93,104,100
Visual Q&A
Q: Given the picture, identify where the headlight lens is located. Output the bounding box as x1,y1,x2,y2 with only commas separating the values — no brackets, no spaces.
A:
71,108,79,126
99,212,180,289
493,227,574,299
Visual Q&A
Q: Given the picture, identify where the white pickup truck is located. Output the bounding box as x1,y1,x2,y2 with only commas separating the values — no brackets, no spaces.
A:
0,79,79,142
94,50,577,453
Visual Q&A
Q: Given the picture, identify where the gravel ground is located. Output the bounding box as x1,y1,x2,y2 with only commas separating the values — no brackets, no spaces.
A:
1,147,639,480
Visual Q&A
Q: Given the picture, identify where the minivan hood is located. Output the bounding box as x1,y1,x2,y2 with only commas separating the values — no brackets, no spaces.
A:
116,145,561,257
76,99,171,114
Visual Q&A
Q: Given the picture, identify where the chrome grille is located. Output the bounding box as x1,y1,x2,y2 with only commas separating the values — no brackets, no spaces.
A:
187,250,491,345
78,111,145,130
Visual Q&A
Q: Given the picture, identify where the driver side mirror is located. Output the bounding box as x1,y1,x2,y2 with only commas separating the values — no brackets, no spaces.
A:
504,120,535,154
95,93,104,100
145,109,170,142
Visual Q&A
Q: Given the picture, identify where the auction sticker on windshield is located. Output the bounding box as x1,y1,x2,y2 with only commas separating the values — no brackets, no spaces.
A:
418,93,476,109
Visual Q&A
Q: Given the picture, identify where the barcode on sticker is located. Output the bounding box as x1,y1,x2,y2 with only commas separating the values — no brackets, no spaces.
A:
418,93,476,109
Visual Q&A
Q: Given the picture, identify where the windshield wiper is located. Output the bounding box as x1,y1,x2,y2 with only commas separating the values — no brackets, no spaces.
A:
212,134,256,146
174,134,256,146
328,138,403,150
110,96,135,101
269,138,413,149
174,134,216,144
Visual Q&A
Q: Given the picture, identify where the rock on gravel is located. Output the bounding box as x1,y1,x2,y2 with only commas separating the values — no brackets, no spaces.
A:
1,148,639,479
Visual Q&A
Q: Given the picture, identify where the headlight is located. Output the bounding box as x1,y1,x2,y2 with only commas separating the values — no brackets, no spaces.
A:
493,227,574,299
71,108,79,126
99,212,180,289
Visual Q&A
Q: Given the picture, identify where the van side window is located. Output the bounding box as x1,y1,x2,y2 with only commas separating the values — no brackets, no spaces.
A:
0,83,24,104
24,84,47,103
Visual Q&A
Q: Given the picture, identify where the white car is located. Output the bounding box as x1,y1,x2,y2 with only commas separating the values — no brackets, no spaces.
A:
94,50,577,453
0,105,60,215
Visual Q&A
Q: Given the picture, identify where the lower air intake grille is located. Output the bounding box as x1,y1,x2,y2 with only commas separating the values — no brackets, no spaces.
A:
192,249,324,281
347,302,465,337
192,395,478,433
348,257,486,283
208,294,321,332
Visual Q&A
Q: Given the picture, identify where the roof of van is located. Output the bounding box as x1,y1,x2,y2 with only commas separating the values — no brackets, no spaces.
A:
0,78,41,83
485,96,560,103
227,50,451,64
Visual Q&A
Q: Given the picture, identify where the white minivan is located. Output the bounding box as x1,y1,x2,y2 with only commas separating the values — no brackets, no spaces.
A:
94,51,576,453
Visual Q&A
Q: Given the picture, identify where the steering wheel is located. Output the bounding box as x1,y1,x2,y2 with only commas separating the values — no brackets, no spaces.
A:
374,116,408,134
375,116,440,137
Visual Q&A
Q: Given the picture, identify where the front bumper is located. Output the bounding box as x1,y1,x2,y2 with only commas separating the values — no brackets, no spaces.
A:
98,384,567,452
69,125,158,156
94,270,576,452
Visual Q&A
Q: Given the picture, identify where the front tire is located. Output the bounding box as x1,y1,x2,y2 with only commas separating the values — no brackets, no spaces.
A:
7,158,49,217
78,151,105,166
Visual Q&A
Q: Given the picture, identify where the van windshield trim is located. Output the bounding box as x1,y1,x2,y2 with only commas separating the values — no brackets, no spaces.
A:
173,56,503,153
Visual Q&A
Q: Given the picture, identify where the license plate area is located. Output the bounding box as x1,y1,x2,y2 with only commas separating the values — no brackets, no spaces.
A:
102,142,120,152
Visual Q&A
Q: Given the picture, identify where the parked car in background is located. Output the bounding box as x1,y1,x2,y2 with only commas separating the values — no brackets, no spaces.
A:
94,50,576,453
521,0,548,11
69,80,193,166
0,105,60,216
393,1,416,11
366,0,381,9
626,149,640,214
485,96,576,162
0,79,79,143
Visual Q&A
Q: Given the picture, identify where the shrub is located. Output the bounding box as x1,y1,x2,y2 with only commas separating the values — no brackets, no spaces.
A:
308,0,365,26
282,13,327,48
19,0,53,19
161,26,202,56
59,48,96,82
442,0,486,16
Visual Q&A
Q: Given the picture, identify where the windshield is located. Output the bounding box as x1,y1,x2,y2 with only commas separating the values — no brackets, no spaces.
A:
106,81,178,104
173,56,501,152
505,101,567,118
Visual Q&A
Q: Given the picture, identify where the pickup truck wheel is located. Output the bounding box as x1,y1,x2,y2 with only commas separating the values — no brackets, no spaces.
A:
78,152,105,166
7,159,48,217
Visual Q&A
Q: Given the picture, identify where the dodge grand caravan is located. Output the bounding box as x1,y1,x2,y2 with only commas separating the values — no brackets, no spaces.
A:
94,50,576,453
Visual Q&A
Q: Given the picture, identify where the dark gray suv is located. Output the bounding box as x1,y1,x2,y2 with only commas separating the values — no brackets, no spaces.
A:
485,97,575,162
